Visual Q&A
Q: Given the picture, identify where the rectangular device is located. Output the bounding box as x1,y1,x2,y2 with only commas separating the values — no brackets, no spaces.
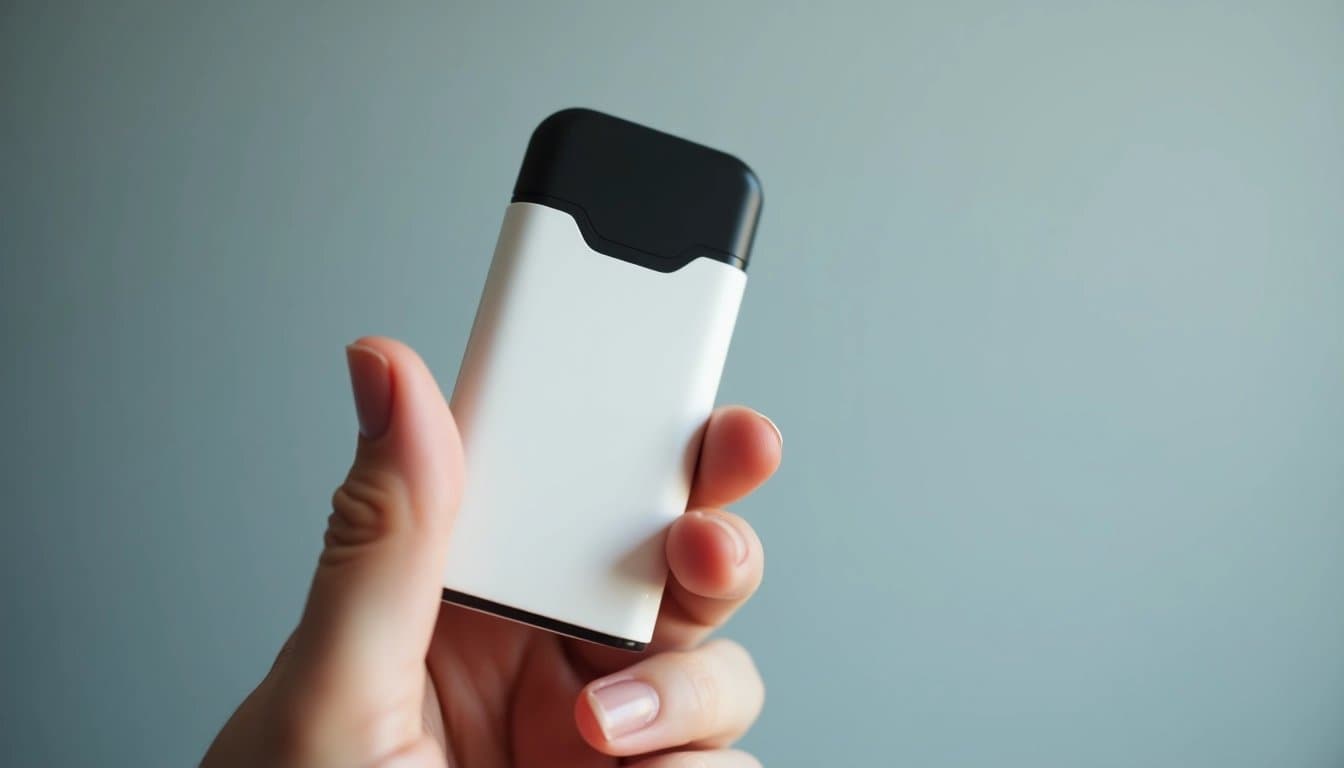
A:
443,108,762,650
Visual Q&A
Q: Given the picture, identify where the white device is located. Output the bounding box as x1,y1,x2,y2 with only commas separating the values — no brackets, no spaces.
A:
444,108,762,650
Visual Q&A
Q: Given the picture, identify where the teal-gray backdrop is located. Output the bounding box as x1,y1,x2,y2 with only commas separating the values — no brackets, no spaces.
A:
3,2,1342,765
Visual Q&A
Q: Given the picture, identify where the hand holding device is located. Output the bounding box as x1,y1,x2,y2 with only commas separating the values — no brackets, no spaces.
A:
203,336,782,766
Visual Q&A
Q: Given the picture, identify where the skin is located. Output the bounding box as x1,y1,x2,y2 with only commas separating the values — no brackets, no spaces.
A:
203,337,782,768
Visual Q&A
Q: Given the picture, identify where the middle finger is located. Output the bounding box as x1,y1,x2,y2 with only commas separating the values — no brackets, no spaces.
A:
565,508,764,672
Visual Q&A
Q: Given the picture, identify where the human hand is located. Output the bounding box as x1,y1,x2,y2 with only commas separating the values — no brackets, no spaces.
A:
203,336,781,767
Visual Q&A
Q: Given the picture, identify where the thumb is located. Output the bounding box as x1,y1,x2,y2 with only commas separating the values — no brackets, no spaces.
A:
289,337,463,751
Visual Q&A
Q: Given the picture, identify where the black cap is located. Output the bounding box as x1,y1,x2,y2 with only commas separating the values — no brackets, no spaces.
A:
512,108,762,273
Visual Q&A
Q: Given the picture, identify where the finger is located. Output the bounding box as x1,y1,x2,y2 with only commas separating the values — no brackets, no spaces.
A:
653,509,764,650
563,508,765,673
574,639,764,756
688,406,782,509
624,750,762,768
564,407,778,672
288,337,464,755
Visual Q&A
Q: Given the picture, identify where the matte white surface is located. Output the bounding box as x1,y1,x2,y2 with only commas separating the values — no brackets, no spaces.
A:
445,203,747,643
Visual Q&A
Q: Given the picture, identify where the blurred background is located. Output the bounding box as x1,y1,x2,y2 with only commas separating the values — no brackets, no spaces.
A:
3,1,1342,765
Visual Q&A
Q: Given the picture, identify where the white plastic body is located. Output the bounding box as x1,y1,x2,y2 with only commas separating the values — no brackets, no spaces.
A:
445,202,747,645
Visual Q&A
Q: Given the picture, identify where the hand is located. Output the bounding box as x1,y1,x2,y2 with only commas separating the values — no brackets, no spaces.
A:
203,337,782,767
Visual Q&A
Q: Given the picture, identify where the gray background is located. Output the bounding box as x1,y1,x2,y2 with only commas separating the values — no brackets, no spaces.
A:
3,1,1341,766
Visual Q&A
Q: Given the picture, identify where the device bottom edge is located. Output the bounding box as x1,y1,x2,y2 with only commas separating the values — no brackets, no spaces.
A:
440,588,648,652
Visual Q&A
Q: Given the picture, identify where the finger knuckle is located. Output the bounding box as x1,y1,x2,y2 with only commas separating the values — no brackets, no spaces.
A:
323,469,408,563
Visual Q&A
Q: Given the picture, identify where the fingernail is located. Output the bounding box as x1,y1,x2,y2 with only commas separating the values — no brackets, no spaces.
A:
346,343,392,439
695,510,748,565
755,409,783,449
588,679,660,740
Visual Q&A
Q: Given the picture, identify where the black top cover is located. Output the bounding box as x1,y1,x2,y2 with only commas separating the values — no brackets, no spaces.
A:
512,108,762,273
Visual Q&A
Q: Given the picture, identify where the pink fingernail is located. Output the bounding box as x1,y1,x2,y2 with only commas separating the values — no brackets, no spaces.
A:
346,343,392,439
588,679,660,740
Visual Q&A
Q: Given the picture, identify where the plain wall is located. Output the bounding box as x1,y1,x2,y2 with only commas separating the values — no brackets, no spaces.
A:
3,2,1342,765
